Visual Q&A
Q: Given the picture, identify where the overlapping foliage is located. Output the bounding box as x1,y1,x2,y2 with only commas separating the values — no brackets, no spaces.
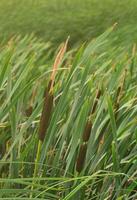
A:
0,27,137,199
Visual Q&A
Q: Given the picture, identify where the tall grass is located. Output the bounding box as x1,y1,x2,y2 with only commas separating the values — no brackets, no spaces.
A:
0,27,137,199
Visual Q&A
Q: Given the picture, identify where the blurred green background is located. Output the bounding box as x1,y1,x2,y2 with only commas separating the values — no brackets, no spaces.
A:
0,0,137,47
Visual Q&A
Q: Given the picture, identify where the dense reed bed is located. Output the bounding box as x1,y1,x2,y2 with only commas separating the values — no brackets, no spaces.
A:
0,27,137,199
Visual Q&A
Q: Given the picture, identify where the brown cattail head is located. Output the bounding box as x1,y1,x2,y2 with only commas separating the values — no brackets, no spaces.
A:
82,120,92,142
116,86,121,100
38,81,53,142
91,89,102,114
76,143,87,173
25,106,33,117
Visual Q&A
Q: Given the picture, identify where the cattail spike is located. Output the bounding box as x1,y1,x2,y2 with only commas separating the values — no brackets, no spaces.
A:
82,120,92,142
76,143,87,173
25,106,33,117
38,83,53,142
91,89,101,114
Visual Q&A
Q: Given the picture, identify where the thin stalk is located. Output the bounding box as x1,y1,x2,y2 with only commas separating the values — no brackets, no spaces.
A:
30,140,42,198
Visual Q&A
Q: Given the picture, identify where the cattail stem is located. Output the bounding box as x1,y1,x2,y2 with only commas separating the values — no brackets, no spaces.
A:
34,140,42,177
30,140,42,198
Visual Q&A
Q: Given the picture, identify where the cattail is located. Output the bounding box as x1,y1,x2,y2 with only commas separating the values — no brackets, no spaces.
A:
82,89,101,143
81,89,101,142
25,106,33,117
76,89,102,173
82,120,92,142
91,89,102,114
76,143,87,173
38,81,53,141
32,38,69,195
38,38,69,142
